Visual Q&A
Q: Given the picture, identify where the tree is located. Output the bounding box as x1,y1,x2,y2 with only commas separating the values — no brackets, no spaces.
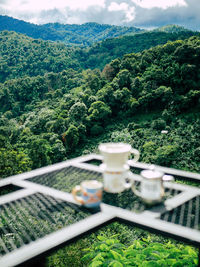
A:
115,69,131,89
29,138,51,169
113,87,132,110
131,77,142,98
68,102,87,123
155,145,179,166
51,141,66,163
83,69,103,93
97,84,115,106
102,64,115,81
151,119,166,130
0,149,32,178
62,125,79,152
88,101,111,123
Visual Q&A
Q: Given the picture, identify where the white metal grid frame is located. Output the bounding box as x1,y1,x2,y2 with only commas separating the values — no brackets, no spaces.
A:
0,154,199,267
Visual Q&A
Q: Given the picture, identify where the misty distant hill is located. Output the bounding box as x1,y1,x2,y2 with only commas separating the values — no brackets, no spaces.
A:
0,15,143,46
155,24,192,33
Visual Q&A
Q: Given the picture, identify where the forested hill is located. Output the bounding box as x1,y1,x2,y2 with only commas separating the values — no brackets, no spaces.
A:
79,30,197,70
154,24,192,33
0,29,198,83
0,35,199,177
43,22,143,46
0,15,143,46
0,15,196,48
0,31,81,82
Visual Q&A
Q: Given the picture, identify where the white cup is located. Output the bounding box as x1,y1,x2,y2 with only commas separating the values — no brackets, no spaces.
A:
99,143,140,172
100,165,133,193
99,143,140,193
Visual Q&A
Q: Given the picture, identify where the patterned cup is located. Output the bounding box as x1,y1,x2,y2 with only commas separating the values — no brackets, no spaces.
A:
72,180,103,208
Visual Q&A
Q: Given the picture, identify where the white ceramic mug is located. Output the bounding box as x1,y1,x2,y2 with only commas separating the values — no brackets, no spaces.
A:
100,165,133,193
99,143,140,171
99,143,140,193
72,180,103,208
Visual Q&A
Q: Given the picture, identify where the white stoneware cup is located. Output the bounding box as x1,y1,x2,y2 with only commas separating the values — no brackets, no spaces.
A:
99,143,140,171
99,143,140,193
72,180,103,208
100,164,133,193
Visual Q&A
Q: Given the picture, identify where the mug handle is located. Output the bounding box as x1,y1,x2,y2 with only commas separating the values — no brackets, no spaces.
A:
123,171,142,197
131,182,142,198
130,148,140,162
72,185,85,205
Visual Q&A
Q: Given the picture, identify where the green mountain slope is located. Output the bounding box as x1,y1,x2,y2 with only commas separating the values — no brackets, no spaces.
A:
43,22,143,46
0,15,143,46
0,31,80,82
0,35,199,177
0,29,198,84
79,30,197,69
155,24,191,33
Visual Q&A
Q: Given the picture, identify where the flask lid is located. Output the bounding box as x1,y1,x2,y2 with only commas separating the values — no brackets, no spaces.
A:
141,169,163,180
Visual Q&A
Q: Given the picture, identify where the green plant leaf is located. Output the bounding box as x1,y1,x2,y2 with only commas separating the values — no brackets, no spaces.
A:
172,261,184,267
108,260,124,267
133,240,144,249
142,235,151,243
151,252,162,260
142,247,155,255
89,260,103,267
110,250,123,260
82,251,96,261
136,253,146,261
165,258,177,265
99,243,109,252
157,259,167,265
92,253,105,262
124,249,137,258
143,260,160,267
97,235,106,241
159,252,170,259
106,239,120,245
186,246,198,257
150,242,165,251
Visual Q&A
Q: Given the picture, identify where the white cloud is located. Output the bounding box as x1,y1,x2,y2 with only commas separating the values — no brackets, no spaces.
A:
0,0,105,12
0,0,199,30
108,2,135,22
108,2,128,12
66,0,105,11
131,0,187,9
0,0,106,24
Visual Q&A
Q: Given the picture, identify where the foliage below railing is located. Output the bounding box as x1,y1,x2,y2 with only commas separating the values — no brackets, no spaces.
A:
82,235,198,267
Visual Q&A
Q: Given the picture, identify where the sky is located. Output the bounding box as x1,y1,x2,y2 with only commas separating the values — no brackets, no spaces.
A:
0,0,200,30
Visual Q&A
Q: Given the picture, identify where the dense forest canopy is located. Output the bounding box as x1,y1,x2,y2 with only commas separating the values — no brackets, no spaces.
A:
0,29,199,177
79,30,197,70
0,29,198,83
0,31,81,83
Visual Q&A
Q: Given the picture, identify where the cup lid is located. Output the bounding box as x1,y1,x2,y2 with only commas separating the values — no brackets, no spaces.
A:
99,143,131,153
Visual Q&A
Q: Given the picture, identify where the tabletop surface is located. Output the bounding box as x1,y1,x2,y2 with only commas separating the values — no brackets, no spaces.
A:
0,154,200,267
